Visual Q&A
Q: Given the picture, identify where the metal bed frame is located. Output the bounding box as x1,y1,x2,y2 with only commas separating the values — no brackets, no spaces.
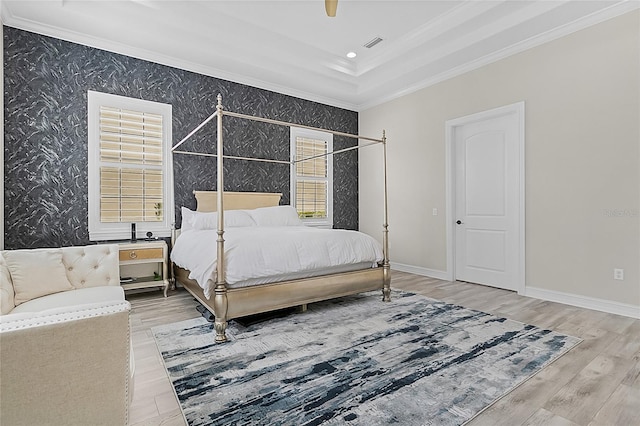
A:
171,94,390,343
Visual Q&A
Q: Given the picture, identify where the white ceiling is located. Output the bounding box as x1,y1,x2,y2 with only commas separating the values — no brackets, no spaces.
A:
2,0,638,111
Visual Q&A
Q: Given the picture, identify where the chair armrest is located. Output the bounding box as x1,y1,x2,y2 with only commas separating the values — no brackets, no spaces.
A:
0,301,131,426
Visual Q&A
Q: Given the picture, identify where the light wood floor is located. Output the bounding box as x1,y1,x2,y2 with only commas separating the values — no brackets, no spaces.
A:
127,271,640,426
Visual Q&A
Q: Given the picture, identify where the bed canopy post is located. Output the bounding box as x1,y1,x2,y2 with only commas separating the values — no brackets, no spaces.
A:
213,94,229,343
381,130,391,302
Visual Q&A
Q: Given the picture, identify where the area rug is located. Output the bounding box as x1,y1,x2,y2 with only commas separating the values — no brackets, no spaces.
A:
152,291,581,426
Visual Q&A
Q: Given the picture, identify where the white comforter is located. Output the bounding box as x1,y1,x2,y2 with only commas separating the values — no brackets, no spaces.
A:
171,226,384,299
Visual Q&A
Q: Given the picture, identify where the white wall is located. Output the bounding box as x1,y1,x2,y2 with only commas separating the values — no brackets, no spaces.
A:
360,10,640,314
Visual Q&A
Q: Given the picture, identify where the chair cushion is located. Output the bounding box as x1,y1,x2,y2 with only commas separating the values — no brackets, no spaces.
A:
10,286,125,314
4,249,74,306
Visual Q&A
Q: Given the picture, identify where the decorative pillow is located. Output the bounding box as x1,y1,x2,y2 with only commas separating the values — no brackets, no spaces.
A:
190,211,217,230
0,253,16,314
191,209,256,230
4,249,74,306
181,206,197,231
248,205,304,227
225,210,257,227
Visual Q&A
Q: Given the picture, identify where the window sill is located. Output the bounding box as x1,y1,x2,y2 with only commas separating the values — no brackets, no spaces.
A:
89,228,171,242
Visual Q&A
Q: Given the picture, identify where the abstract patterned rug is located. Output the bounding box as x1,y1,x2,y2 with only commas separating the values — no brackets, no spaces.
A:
152,291,580,426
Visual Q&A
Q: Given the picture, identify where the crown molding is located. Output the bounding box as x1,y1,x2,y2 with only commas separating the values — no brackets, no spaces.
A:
3,1,638,112
1,9,359,111
355,0,496,77
358,0,639,111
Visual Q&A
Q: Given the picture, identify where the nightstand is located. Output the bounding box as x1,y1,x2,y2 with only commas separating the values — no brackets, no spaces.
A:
118,240,169,297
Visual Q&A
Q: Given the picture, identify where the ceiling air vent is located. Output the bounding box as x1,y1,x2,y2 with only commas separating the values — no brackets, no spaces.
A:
363,37,384,49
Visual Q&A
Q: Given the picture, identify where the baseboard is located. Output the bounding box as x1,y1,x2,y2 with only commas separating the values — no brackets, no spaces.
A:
390,262,449,281
524,286,640,319
391,262,639,319
391,263,639,319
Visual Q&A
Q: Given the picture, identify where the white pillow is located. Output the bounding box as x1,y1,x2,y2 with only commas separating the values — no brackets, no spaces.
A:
180,206,196,231
191,209,256,230
248,205,303,227
4,249,74,306
225,210,257,227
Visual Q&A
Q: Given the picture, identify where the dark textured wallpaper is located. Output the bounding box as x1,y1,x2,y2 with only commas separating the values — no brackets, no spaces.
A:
3,27,358,249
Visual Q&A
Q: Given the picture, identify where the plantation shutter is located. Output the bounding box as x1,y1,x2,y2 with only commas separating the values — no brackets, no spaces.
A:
99,106,164,223
295,136,328,219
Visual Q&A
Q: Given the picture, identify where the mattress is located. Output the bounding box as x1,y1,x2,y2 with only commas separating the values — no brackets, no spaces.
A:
171,226,384,299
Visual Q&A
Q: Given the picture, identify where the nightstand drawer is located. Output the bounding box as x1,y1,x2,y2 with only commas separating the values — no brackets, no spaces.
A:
119,247,163,261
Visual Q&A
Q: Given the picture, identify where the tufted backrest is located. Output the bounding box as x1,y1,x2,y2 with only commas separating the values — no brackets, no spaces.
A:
61,244,120,289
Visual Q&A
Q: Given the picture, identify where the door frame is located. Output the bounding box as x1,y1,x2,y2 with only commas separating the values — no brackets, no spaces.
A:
445,102,526,294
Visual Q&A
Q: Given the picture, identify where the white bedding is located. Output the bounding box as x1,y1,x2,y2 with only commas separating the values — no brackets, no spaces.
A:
171,226,384,299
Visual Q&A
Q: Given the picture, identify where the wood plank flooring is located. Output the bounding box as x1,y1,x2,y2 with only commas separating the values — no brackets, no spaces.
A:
126,271,640,425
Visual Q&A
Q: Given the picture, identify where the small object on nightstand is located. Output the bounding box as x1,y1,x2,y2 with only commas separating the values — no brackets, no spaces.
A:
146,231,155,241
120,277,134,284
131,223,137,243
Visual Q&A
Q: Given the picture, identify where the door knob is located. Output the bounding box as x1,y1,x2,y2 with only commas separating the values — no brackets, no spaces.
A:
456,220,463,225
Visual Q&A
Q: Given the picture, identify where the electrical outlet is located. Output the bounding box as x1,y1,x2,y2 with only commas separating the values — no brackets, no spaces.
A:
613,268,624,280
432,208,438,216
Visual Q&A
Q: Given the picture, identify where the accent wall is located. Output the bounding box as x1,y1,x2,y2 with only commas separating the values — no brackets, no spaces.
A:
3,27,358,249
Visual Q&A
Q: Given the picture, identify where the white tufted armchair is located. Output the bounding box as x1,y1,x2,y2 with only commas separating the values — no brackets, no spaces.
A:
0,244,132,425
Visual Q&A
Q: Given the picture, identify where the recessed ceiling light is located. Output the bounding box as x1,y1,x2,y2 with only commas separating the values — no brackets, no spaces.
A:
346,51,357,59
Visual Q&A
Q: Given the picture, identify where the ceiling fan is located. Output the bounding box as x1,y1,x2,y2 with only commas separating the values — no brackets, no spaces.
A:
325,0,338,17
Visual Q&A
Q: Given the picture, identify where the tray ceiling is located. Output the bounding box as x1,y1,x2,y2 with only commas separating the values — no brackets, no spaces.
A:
1,0,637,110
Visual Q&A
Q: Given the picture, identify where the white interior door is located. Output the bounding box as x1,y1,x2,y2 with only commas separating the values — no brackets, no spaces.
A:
452,105,523,291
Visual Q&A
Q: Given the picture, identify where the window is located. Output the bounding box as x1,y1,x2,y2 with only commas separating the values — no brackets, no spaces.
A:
290,127,333,227
88,91,173,241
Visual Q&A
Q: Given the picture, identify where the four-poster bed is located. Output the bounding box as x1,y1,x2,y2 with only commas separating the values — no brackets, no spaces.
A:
171,94,390,343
